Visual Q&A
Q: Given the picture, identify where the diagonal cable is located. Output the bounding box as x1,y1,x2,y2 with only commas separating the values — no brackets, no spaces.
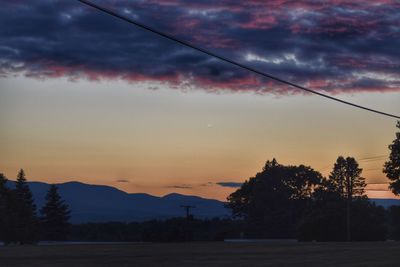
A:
78,0,400,120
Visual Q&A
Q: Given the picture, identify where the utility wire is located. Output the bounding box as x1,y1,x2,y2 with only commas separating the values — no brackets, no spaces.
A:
320,154,388,172
78,0,400,120
358,154,388,161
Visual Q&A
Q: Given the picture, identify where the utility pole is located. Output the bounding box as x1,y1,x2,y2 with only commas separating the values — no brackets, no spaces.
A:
180,205,195,220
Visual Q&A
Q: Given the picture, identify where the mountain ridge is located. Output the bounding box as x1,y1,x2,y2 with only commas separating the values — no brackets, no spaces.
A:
5,180,400,223
5,180,230,223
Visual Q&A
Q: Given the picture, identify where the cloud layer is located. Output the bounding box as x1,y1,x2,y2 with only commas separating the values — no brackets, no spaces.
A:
1,0,399,94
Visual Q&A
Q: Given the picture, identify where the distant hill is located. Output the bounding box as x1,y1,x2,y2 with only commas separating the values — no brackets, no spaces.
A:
6,181,231,223
6,180,399,223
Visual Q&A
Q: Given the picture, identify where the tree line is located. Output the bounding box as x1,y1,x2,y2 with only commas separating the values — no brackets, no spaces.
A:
67,210,400,242
227,157,386,241
228,121,400,241
69,218,242,242
0,169,70,244
0,121,399,243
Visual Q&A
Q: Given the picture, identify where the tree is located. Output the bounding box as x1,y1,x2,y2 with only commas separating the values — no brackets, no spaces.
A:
296,176,345,241
297,193,386,242
329,156,365,241
388,206,400,241
0,173,7,217
227,159,322,238
0,173,9,242
298,157,385,242
384,121,400,195
0,173,21,244
40,185,71,241
14,169,38,244
349,200,385,241
329,156,366,199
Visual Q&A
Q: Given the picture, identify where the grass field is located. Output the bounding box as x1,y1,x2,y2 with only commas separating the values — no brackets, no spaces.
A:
0,242,399,266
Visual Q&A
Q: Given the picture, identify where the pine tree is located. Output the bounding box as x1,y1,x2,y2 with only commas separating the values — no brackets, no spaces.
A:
329,156,366,241
0,173,7,208
14,169,38,244
0,173,9,242
0,173,20,244
40,185,70,241
329,156,366,199
384,121,400,195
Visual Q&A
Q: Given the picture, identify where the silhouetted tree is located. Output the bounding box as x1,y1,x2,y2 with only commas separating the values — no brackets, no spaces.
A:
14,169,38,244
298,158,385,242
40,185,71,241
329,156,365,241
350,200,385,241
69,218,242,242
297,186,346,241
329,156,366,199
0,173,9,242
0,173,21,244
388,206,400,240
384,121,400,195
297,193,385,241
227,159,322,238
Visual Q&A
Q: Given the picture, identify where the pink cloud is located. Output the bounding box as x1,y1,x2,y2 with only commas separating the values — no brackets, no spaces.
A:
238,14,277,30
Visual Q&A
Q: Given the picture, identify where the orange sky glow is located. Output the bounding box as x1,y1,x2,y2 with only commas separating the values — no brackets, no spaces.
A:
0,78,399,201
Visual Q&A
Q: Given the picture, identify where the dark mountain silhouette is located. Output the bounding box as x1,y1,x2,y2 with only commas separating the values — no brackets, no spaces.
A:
5,181,399,223
6,181,230,223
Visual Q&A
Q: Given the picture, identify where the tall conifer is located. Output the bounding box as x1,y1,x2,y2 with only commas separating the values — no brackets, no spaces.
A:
40,185,70,241
14,169,38,244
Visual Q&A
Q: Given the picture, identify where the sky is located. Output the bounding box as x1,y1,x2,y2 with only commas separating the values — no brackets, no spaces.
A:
0,0,399,200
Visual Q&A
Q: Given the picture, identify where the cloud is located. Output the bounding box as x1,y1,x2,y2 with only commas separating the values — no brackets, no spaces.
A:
365,189,391,192
216,182,243,188
200,182,214,187
116,179,129,183
165,184,193,189
366,183,391,192
0,1,399,94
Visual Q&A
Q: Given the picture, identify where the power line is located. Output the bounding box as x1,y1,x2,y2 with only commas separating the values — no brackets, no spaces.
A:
358,154,388,161
320,154,388,171
77,0,400,120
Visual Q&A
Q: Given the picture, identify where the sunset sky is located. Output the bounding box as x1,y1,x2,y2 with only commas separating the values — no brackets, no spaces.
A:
0,0,399,200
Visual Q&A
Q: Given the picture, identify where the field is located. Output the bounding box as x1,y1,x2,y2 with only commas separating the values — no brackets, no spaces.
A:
0,242,399,267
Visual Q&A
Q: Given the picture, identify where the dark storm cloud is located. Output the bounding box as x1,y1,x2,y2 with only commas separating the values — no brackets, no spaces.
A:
0,0,399,94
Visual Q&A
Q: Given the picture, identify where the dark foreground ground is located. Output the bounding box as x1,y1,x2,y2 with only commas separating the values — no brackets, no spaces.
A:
0,242,399,267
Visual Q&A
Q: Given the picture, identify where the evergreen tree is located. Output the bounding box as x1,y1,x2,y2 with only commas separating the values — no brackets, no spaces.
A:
40,185,70,241
14,169,38,244
0,173,7,214
384,121,400,195
329,156,366,199
329,156,365,241
0,173,9,242
0,173,20,244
